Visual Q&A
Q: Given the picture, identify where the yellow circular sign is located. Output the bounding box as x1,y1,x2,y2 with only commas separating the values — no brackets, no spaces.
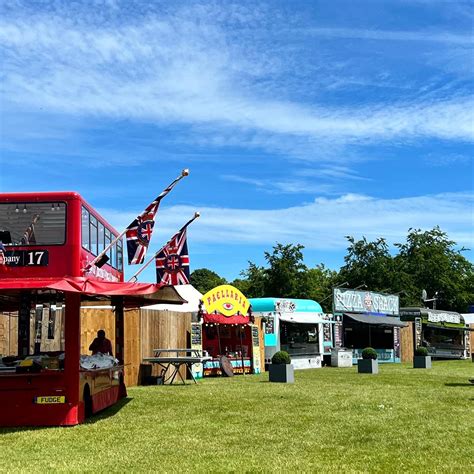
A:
202,284,250,317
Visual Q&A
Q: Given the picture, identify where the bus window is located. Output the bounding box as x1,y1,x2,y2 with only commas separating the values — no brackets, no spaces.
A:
104,229,112,262
81,206,90,251
110,233,116,270
0,202,66,246
117,239,123,271
90,216,98,256
98,222,105,255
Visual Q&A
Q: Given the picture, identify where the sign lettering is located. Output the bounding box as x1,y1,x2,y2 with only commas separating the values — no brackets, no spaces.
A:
427,311,460,324
275,300,296,312
333,289,399,315
34,396,66,404
202,284,250,317
1,250,49,267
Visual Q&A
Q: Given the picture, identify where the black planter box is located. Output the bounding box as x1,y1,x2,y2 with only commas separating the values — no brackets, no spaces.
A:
269,364,294,383
357,359,378,374
414,355,432,369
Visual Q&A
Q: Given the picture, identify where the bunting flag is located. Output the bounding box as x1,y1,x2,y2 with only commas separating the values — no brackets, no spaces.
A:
125,170,189,265
155,228,190,285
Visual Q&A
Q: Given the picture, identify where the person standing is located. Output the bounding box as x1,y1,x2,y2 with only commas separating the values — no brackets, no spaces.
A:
89,329,113,355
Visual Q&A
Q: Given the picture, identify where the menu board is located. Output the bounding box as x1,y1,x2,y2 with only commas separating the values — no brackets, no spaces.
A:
393,327,400,358
265,317,274,335
334,315,343,348
415,317,422,348
190,322,204,380
191,323,202,345
252,326,259,347
323,323,332,343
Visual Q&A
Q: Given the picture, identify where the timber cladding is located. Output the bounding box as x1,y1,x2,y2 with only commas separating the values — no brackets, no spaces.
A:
400,322,414,363
140,309,191,383
0,313,17,356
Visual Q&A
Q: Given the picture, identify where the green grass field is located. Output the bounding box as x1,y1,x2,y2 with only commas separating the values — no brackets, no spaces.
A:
1,360,473,473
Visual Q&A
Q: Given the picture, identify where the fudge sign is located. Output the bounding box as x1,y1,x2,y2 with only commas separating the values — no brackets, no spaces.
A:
334,288,399,315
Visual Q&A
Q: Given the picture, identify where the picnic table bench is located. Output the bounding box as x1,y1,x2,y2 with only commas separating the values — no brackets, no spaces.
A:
143,348,211,385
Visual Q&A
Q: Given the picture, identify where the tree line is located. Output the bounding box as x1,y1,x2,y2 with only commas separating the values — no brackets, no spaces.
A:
190,227,474,313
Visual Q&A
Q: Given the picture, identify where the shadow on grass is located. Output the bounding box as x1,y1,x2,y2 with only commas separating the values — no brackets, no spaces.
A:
0,397,133,434
84,397,132,424
444,383,474,387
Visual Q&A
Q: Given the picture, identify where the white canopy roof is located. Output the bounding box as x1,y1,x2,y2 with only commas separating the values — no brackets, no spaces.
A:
143,285,202,312
461,314,474,325
278,312,333,324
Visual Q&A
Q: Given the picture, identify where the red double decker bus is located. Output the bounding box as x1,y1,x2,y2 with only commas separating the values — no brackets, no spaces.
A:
0,192,182,427
0,192,123,282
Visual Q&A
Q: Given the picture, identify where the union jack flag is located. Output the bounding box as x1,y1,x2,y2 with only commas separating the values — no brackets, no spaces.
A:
155,228,190,285
125,172,187,265
125,206,159,265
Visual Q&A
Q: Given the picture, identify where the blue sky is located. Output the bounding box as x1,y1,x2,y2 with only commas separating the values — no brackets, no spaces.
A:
0,0,473,283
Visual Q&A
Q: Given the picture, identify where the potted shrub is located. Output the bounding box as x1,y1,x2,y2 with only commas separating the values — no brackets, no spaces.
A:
269,351,294,383
414,346,432,369
357,347,378,374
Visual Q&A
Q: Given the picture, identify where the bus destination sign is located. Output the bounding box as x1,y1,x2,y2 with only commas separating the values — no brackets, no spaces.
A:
0,250,49,267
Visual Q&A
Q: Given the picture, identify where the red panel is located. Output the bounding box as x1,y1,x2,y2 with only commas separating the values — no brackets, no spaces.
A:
0,372,80,427
91,385,122,413
203,313,250,324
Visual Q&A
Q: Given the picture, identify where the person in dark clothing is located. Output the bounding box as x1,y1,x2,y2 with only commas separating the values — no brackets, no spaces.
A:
89,329,113,355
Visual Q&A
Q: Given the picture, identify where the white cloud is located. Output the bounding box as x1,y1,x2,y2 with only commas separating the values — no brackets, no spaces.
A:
303,27,474,45
102,191,474,252
1,6,473,158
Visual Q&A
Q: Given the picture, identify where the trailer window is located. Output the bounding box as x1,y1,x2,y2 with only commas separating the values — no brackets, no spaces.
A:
280,322,319,356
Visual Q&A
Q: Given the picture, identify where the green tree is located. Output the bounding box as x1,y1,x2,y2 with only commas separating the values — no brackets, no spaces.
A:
190,268,227,294
338,236,399,293
304,264,339,312
264,243,308,298
232,262,267,298
394,227,474,312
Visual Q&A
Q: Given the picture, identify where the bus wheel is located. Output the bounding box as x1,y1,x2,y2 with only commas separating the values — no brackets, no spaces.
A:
83,385,93,418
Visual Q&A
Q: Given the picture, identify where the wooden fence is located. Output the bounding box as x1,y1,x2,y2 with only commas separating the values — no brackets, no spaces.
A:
400,322,414,363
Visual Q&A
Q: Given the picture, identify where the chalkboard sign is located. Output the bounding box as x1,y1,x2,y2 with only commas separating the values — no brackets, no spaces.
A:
252,326,259,347
393,327,400,358
265,317,274,334
334,316,343,348
323,322,332,343
191,323,202,345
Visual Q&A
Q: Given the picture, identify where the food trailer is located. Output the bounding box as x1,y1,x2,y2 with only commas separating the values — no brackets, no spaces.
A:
0,192,184,426
333,288,407,364
250,298,333,369
190,285,262,377
400,307,471,359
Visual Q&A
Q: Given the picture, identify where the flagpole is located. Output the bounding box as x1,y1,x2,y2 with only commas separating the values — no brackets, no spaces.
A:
83,168,189,273
128,212,200,282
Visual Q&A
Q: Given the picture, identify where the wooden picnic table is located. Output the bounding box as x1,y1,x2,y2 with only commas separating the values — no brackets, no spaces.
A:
143,349,211,385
